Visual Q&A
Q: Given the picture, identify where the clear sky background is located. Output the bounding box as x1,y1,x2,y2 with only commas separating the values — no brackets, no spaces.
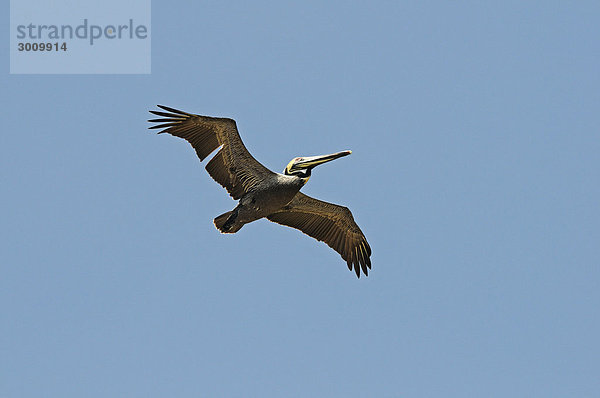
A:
2,1,599,397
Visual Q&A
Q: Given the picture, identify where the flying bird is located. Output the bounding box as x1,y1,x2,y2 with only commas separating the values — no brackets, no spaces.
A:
148,105,372,277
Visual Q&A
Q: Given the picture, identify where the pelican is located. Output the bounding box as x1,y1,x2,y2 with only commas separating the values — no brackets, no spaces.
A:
148,105,372,277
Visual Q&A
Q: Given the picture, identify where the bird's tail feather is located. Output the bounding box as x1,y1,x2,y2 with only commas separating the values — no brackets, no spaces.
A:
213,211,232,232
213,211,243,233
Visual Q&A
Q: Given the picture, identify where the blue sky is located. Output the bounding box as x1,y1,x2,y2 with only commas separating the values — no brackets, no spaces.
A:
2,1,599,397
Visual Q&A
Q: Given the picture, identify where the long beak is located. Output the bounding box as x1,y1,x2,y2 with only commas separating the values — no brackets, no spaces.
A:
294,150,352,169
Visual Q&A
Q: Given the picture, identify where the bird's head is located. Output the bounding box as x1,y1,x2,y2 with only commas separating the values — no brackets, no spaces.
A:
284,150,352,184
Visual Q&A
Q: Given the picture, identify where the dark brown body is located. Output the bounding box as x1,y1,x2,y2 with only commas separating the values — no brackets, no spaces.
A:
214,174,305,233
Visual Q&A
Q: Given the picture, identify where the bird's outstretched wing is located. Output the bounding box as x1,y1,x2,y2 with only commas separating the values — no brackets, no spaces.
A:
149,105,276,199
267,192,372,278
